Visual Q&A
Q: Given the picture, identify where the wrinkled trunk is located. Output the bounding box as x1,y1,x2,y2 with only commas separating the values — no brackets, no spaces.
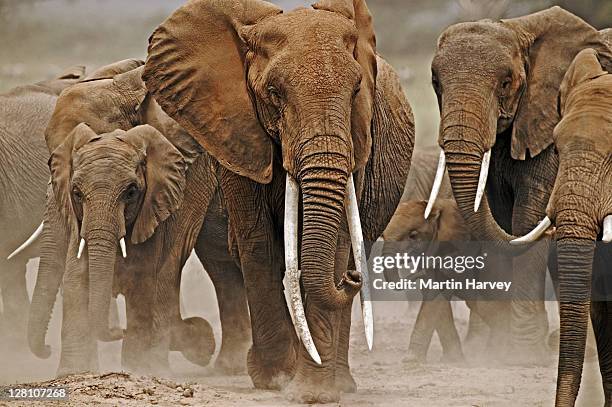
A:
298,137,358,310
86,228,117,341
555,237,595,407
440,103,522,251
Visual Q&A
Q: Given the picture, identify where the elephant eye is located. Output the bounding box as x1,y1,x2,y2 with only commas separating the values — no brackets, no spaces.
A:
267,85,281,105
123,183,139,202
72,187,83,203
501,77,512,91
408,230,418,239
353,82,361,98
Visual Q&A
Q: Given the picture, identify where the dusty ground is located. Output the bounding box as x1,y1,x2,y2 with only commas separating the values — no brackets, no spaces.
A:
0,257,605,406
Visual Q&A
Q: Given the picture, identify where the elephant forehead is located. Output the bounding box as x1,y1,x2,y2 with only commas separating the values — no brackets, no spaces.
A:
256,8,357,49
74,139,140,169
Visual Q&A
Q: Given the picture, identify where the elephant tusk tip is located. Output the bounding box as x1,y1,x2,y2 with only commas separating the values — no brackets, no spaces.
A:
119,237,127,258
77,238,86,259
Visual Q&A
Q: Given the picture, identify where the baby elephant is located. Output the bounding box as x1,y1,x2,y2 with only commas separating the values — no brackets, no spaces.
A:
383,199,509,363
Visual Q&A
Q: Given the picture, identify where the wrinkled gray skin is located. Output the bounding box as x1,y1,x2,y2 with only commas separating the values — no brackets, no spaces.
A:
0,66,85,347
29,62,251,376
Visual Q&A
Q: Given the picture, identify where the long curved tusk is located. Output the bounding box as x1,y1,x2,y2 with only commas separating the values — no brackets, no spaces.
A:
474,150,491,212
119,237,127,258
425,150,446,219
346,174,374,351
7,222,44,260
284,173,321,365
510,217,552,245
603,215,612,243
77,238,86,259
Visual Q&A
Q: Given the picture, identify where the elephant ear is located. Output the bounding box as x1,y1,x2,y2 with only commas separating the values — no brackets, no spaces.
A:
143,0,282,184
117,125,187,244
312,0,377,169
82,59,144,82
56,65,86,80
433,200,470,242
558,48,607,116
49,123,100,217
360,56,414,242
503,6,612,160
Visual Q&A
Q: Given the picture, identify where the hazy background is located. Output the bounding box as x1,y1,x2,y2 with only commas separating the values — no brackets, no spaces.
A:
1,0,610,146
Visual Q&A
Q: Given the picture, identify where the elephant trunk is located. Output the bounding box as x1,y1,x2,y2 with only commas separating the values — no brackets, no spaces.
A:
28,219,64,359
440,103,523,251
554,237,595,407
85,227,118,341
297,136,360,310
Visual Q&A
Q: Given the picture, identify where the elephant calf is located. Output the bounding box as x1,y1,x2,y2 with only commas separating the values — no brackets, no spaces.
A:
383,199,510,363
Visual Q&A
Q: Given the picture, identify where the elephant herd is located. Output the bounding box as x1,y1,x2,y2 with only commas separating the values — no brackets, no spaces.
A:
0,1,610,405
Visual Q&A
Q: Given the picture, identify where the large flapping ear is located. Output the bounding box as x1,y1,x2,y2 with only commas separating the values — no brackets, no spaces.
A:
82,59,144,82
143,0,282,184
360,57,414,242
117,125,187,244
502,6,612,160
313,0,377,170
138,92,204,167
558,48,607,115
48,123,100,216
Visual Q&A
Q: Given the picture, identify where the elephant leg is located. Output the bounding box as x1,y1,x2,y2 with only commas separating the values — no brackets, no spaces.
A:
406,291,440,363
591,301,612,405
0,259,29,348
467,300,509,362
121,273,155,374
195,209,251,374
57,237,97,376
434,298,465,363
463,306,489,353
221,170,297,390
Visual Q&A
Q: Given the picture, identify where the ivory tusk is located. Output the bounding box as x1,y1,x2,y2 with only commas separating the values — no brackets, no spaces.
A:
510,217,552,245
7,221,44,260
119,237,127,258
77,238,86,259
284,173,322,365
346,174,374,351
425,150,446,219
603,215,612,243
474,150,491,212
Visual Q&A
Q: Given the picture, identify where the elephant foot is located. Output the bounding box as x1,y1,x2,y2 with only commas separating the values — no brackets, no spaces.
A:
214,342,250,375
247,344,297,390
403,349,426,364
440,351,466,365
173,317,216,367
335,370,357,393
284,373,340,404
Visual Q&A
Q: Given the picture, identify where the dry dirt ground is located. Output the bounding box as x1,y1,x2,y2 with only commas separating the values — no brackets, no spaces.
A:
0,257,605,406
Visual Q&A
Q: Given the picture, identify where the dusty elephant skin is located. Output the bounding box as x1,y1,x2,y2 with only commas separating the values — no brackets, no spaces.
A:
143,0,415,403
427,6,612,365
513,48,612,407
0,66,85,349
28,63,251,378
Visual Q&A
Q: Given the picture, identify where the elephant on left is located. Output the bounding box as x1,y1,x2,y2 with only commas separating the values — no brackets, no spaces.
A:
0,65,86,349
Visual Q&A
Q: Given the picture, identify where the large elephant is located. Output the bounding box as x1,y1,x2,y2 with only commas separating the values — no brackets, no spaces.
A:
426,6,612,363
0,65,85,347
28,63,251,375
143,0,414,403
513,48,612,407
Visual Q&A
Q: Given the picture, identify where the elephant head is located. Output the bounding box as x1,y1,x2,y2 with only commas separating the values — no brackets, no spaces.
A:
512,48,612,405
426,6,612,245
382,199,470,282
47,123,187,341
143,0,414,352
